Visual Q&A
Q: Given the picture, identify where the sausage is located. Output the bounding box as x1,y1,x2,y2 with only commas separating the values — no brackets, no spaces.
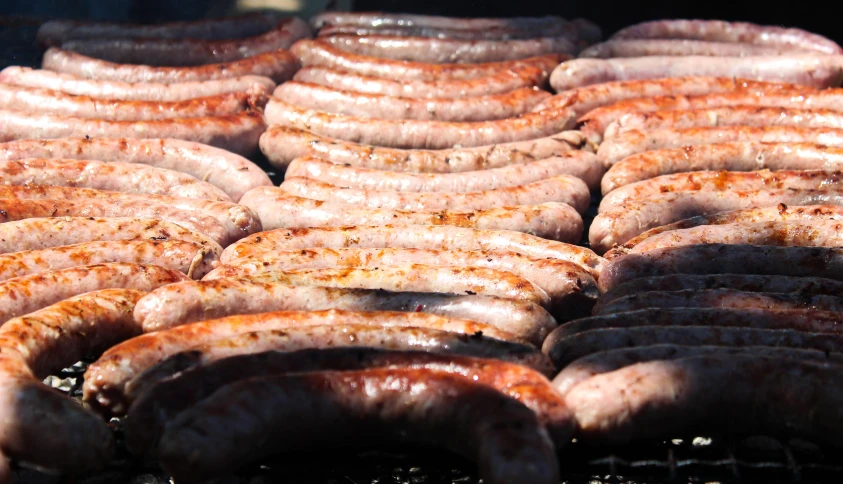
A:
265,97,575,149
278,175,591,213
602,142,843,194
126,348,573,456
239,191,584,243
610,19,843,55
60,18,311,66
284,152,604,192
316,22,595,41
0,185,262,247
0,137,272,202
598,244,843,291
273,82,551,121
319,34,576,63
0,239,222,282
554,344,843,396
310,12,567,30
0,289,145,473
600,274,843,306
0,109,265,156
594,288,843,315
0,84,256,121
156,368,559,484
565,355,843,446
0,66,275,101
598,127,843,166
599,169,843,211
229,265,552,306
549,56,843,92
292,65,549,98
86,310,554,415
209,247,599,318
590,188,843,252
291,40,561,81
0,158,230,201
131,278,556,344
37,12,281,47
221,225,606,276
41,47,299,84
543,325,843,369
579,39,795,58
0,262,185,326
0,217,219,253
259,126,586,173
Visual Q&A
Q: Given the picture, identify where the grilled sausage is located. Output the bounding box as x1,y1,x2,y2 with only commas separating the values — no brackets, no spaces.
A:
238,191,583,243
278,175,591,213
0,84,256,121
284,152,603,192
126,348,573,455
319,33,575,63
221,225,606,276
590,188,843,253
86,310,553,414
598,127,843,166
157,369,559,484
310,12,566,30
291,40,561,81
41,47,299,84
273,82,551,121
602,142,843,194
60,18,310,66
0,137,272,202
579,39,793,58
314,22,591,41
259,126,586,173
0,239,221,281
292,65,548,98
0,158,230,201
598,244,843,291
0,263,185,326
265,97,575,149
210,247,599,318
131,278,556,343
610,19,843,55
549,56,843,92
0,289,145,473
0,66,275,101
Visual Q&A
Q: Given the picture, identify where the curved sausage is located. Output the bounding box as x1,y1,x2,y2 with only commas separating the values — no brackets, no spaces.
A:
157,369,559,484
291,40,561,81
221,225,606,276
239,191,584,243
126,348,573,456
319,33,575,63
0,239,221,282
0,289,145,473
0,262,185,326
131,278,556,343
265,97,575,149
0,158,230,201
310,12,567,30
0,109,265,156
0,137,272,202
590,188,843,252
598,244,843,291
549,56,843,92
278,175,591,213
60,18,311,66
284,152,603,192
610,19,843,55
602,142,843,194
0,66,275,101
579,39,794,58
41,47,299,84
598,127,843,166
259,126,586,173
273,82,551,121
293,65,548,98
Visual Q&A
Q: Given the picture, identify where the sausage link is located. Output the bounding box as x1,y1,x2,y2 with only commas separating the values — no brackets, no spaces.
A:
310,12,567,30
579,39,794,58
